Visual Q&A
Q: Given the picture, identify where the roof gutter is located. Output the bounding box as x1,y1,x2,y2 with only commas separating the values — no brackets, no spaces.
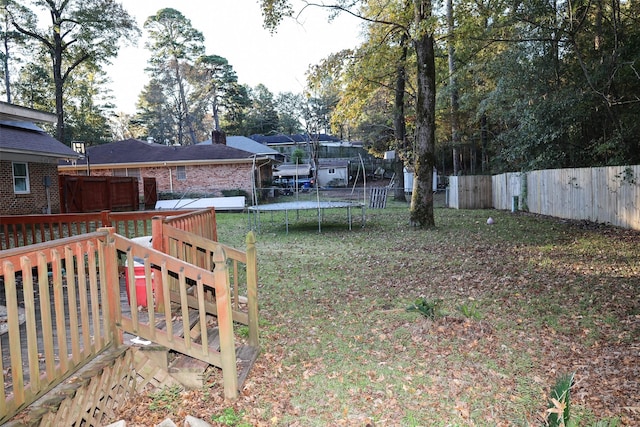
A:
0,102,57,123
58,156,271,171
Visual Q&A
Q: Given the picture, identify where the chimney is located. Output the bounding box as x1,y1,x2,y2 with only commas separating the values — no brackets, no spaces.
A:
212,130,226,145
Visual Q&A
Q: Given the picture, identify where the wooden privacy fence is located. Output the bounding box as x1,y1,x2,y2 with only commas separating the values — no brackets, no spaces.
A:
492,172,524,211
453,165,640,230
447,175,493,209
59,175,140,213
0,209,193,250
490,165,640,230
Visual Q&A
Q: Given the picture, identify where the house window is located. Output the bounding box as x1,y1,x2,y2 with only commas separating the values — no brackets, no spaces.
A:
328,168,335,174
12,162,30,193
113,168,141,178
177,166,186,181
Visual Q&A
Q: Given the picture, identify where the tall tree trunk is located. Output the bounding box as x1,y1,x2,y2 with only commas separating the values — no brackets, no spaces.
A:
447,0,461,175
175,62,197,145
410,0,436,227
481,114,488,172
52,24,65,143
393,34,409,202
2,15,11,103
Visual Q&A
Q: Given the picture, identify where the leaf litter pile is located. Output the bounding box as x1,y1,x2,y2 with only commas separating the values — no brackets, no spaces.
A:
113,205,639,426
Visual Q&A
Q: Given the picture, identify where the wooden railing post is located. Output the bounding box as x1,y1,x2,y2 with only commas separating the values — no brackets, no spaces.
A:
245,231,259,348
100,210,111,228
209,207,218,241
98,227,123,346
213,245,238,399
152,216,167,312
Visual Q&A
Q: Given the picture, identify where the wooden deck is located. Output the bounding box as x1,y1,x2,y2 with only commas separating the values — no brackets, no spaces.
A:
1,271,257,398
1,209,259,423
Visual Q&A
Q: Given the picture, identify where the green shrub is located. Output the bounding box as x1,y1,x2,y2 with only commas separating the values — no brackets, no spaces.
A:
148,385,182,412
211,407,249,426
406,298,442,320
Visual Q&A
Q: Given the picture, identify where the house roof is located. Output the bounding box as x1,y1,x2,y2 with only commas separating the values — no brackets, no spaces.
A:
0,102,56,123
0,121,79,159
318,159,350,168
198,135,280,156
60,138,255,167
273,163,312,177
249,133,341,145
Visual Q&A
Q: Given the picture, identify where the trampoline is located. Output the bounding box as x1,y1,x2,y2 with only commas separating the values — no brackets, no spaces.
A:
248,200,365,233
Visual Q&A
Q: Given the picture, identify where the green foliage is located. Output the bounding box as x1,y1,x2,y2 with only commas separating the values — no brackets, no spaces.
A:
406,297,442,320
148,385,182,412
211,407,249,426
290,148,305,164
547,372,574,427
244,84,280,135
236,325,250,338
6,0,139,142
457,300,482,320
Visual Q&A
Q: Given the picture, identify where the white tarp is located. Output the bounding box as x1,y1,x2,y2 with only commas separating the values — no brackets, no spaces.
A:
155,196,245,211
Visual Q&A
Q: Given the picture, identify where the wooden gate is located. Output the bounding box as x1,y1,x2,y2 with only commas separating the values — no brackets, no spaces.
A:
143,177,158,210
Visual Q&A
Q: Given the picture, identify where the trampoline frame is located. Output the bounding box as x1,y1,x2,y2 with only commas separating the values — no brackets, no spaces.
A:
247,200,365,233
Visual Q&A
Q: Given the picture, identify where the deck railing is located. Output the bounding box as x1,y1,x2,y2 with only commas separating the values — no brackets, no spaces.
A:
0,232,115,423
0,208,254,421
156,207,218,242
104,228,250,399
153,217,258,349
0,209,194,250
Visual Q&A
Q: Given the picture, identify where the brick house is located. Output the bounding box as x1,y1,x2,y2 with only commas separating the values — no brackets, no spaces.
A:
58,138,274,198
0,102,80,215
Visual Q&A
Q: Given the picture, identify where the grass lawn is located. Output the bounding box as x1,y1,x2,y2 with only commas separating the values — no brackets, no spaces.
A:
115,198,639,426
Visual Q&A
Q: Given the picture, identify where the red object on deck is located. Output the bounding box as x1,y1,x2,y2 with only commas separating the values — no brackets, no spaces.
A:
125,263,156,308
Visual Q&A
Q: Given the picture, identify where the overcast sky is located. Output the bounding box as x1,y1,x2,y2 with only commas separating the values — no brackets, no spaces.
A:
106,0,363,114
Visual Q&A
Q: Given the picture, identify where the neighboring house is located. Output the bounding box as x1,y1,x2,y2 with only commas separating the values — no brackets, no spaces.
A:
199,135,285,163
249,133,367,162
317,159,350,187
58,138,272,197
273,163,313,188
0,102,80,215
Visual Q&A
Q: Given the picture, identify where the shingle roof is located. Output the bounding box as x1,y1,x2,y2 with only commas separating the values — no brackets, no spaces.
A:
249,133,341,144
62,138,254,166
0,121,79,159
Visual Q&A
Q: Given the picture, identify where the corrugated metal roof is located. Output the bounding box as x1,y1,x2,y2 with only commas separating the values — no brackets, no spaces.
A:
273,163,312,176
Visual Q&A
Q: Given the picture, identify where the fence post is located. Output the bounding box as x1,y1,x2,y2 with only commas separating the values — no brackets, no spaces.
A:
98,227,123,347
213,245,239,399
245,231,259,349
